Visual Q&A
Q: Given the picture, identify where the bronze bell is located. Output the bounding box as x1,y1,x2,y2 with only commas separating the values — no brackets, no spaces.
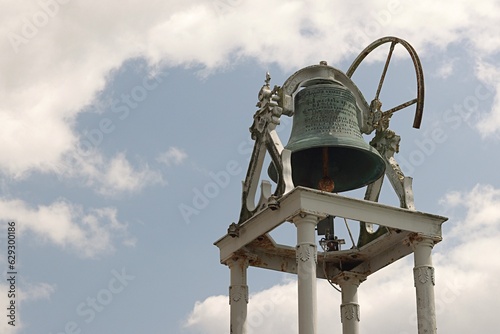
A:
269,82,385,192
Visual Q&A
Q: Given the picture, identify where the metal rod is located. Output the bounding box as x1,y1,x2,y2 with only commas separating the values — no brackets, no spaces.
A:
343,218,357,249
318,147,335,192
322,147,329,177
374,41,396,101
382,98,418,116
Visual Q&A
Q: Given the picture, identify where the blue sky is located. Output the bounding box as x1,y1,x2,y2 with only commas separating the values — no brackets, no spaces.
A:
1,0,500,333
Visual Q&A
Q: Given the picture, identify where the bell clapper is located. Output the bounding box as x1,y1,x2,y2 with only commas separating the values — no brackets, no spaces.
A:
318,147,335,192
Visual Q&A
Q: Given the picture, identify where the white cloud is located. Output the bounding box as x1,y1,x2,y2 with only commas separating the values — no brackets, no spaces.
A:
19,281,56,302
1,2,499,330
55,150,164,197
184,295,228,333
435,59,457,79
1,0,500,185
184,280,303,334
0,0,500,183
185,184,500,333
474,60,500,137
90,152,164,196
157,147,188,167
0,198,136,258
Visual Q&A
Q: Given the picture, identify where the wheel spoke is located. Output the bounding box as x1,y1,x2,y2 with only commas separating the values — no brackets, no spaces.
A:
374,41,396,101
347,36,425,129
382,98,418,116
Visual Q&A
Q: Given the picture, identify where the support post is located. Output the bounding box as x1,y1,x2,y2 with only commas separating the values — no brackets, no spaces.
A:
294,213,318,334
333,272,365,334
412,237,437,334
228,257,249,334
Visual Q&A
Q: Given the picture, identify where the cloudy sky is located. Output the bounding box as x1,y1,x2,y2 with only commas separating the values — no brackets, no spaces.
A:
1,0,500,333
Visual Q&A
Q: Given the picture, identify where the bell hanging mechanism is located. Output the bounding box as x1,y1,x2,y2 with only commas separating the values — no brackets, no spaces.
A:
239,36,425,251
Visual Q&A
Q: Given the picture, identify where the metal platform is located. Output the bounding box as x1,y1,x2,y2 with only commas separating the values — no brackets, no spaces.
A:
215,186,447,280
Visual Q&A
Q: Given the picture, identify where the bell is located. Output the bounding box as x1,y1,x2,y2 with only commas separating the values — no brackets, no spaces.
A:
269,82,385,192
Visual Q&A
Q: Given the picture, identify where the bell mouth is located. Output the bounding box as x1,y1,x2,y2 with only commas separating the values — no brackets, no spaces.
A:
268,145,385,193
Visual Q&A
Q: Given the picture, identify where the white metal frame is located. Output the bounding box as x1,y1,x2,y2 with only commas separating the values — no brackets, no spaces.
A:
217,50,444,333
215,187,447,333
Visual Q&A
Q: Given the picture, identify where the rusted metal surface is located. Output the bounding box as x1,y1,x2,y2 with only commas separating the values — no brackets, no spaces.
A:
346,36,425,129
223,224,425,280
245,233,295,270
216,186,446,264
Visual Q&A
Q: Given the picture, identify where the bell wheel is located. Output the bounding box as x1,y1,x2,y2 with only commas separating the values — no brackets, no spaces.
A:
346,36,425,129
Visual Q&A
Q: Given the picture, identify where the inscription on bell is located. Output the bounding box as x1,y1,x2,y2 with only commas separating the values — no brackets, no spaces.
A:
295,86,362,138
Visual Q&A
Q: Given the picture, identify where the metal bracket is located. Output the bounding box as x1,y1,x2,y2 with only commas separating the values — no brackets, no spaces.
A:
358,127,416,247
238,73,294,224
370,127,415,210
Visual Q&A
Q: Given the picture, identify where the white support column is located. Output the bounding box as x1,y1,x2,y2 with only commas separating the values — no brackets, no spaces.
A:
228,257,249,334
333,272,365,334
294,213,318,334
412,238,437,334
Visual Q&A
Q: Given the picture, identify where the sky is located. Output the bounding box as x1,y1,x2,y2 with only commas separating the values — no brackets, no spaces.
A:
1,0,500,333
